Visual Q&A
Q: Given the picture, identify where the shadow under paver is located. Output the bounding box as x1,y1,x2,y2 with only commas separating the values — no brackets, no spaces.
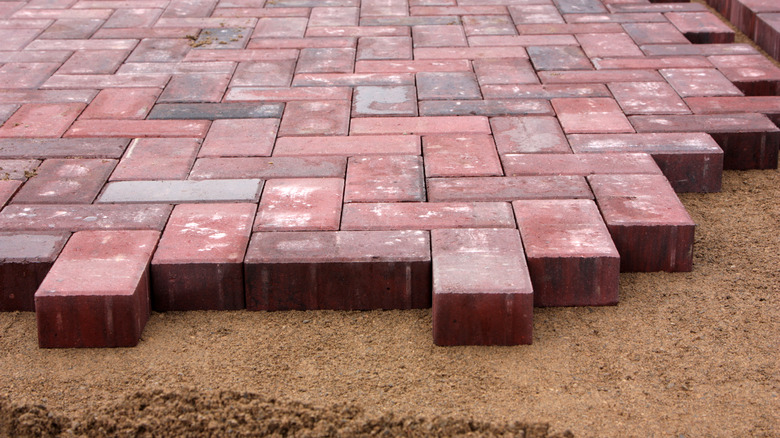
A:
0,0,778,347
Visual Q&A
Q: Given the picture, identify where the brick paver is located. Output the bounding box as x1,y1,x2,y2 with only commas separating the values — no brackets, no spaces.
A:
0,0,778,347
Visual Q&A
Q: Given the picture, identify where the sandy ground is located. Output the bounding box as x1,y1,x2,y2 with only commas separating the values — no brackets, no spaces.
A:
1,168,777,437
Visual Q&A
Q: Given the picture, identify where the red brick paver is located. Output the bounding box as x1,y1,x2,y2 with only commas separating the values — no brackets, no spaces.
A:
0,0,777,347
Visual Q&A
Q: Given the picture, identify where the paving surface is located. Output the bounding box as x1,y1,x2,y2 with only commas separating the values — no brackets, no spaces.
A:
0,0,778,347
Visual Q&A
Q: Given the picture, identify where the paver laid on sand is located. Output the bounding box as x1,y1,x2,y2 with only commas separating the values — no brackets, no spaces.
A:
0,0,778,347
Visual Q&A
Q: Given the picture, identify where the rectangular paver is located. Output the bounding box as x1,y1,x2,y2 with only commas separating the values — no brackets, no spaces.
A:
345,155,425,203
189,156,347,180
552,98,635,134
422,134,502,177
350,116,490,135
254,178,344,232
432,228,533,346
244,230,432,311
274,135,420,156
629,113,779,170
110,138,200,181
278,100,350,136
589,174,696,272
568,133,724,192
341,202,516,230
12,158,115,204
35,230,160,348
427,176,593,202
0,232,69,312
98,179,263,203
513,200,619,307
151,203,256,311
199,118,279,157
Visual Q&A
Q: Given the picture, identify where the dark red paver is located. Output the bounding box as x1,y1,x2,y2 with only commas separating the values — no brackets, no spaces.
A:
0,232,69,312
589,174,696,273
514,199,620,307
431,228,533,346
244,230,431,311
151,203,256,311
35,230,160,348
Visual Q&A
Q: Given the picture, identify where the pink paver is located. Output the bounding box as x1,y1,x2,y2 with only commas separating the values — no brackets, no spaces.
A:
230,61,296,87
577,33,643,58
0,204,173,231
0,103,84,138
665,12,735,44
341,202,516,231
356,36,413,60
350,116,490,135
293,72,415,86
151,203,256,311
110,138,200,181
660,68,744,97
345,155,425,203
501,153,663,177
12,158,115,204
199,119,279,157
35,230,160,348
56,49,130,75
538,69,664,84
354,59,472,73
158,73,232,103
707,54,780,96
567,133,724,193
588,174,696,273
552,98,635,134
225,86,352,102
0,63,60,89
79,88,161,120
462,15,517,36
468,34,578,47
412,24,467,47
65,119,211,138
473,58,539,85
189,156,347,180
422,135,502,177
274,135,420,156
244,230,431,311
42,73,170,89
413,47,529,60
0,180,22,208
278,100,350,136
513,199,620,307
592,56,712,70
490,116,571,154
254,178,344,232
427,176,593,202
622,22,690,45
295,48,356,74
482,84,611,100
607,82,690,115
431,228,533,346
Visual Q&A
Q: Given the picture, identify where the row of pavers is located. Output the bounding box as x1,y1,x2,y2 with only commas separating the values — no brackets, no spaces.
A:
1,0,779,348
702,0,780,61
2,161,694,348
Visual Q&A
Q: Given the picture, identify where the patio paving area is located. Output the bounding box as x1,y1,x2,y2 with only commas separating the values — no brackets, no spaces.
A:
0,0,778,348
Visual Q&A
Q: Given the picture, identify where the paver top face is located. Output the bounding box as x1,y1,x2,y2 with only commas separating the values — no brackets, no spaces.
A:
0,0,775,347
